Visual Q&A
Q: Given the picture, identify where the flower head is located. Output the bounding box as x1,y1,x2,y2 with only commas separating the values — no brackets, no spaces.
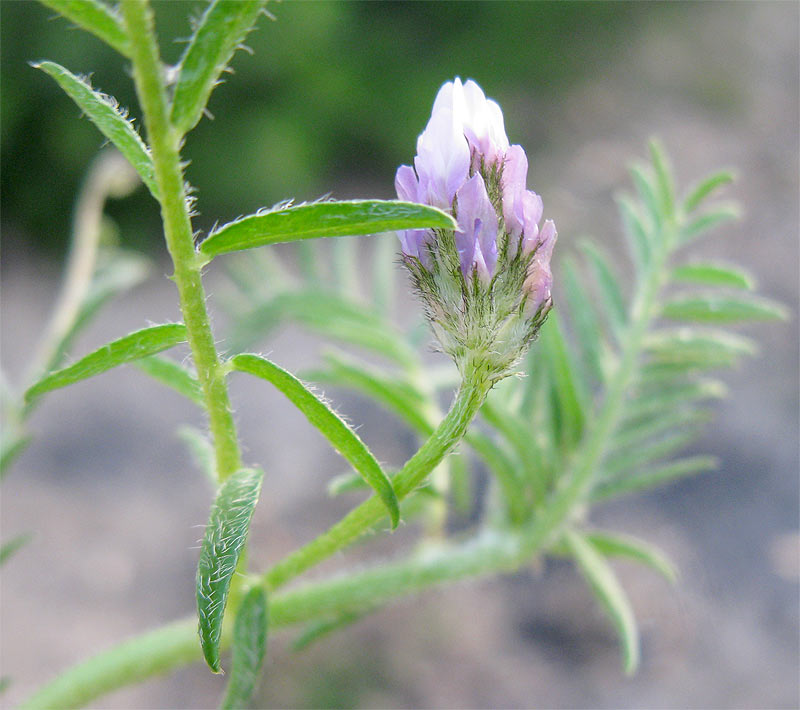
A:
396,78,556,377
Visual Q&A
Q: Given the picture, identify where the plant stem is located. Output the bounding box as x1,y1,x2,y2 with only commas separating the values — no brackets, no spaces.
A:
120,0,240,480
21,530,539,710
262,360,494,590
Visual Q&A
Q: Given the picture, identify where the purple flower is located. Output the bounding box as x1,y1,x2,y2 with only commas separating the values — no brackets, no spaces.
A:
396,78,556,374
395,77,555,295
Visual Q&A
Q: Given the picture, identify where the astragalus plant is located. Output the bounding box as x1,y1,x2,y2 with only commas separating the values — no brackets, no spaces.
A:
1,2,786,708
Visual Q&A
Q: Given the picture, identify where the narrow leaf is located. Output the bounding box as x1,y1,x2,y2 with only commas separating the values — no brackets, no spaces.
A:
672,262,754,290
197,467,264,673
291,611,368,652
304,351,432,436
579,240,628,341
604,429,703,477
170,0,266,134
32,61,158,197
680,204,740,243
179,426,217,486
538,313,587,449
25,324,187,402
45,251,151,374
649,140,676,219
39,0,131,57
611,408,712,453
644,328,757,367
593,455,719,500
220,586,268,710
623,379,727,422
134,355,204,406
616,194,652,274
562,257,605,385
586,531,678,584
199,200,457,259
564,530,640,675
0,533,34,566
0,434,31,479
231,354,400,528
662,294,788,323
629,163,662,230
682,170,734,213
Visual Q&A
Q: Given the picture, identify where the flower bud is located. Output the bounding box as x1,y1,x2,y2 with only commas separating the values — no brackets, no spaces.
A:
396,78,556,378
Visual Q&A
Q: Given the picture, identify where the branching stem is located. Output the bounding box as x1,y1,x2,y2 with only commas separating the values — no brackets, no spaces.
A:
120,0,241,480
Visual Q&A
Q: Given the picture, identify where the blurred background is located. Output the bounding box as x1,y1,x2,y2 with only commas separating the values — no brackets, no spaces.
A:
1,2,798,708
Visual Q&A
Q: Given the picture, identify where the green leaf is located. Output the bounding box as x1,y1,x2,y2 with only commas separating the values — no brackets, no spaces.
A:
562,258,606,385
585,531,677,584
32,61,158,198
44,251,151,375
682,170,734,214
579,240,628,341
593,456,719,500
197,467,264,673
662,295,789,323
0,677,9,695
538,313,587,449
134,355,204,406
231,354,400,528
291,611,368,652
611,408,711,452
643,328,758,367
179,426,217,486
38,0,130,57
564,530,640,675
649,140,676,219
604,429,704,477
623,379,727,422
0,434,31,479
229,291,415,364
629,163,662,230
25,324,187,403
199,200,457,259
672,262,754,290
170,0,266,135
616,194,652,274
304,351,432,436
220,586,268,710
0,533,33,566
679,204,740,244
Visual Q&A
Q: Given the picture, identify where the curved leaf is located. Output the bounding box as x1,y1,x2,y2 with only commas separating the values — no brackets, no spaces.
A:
25,324,187,402
32,61,158,197
585,531,678,584
135,355,203,406
170,0,266,134
682,170,734,214
662,294,788,323
39,0,131,57
220,586,268,710
672,262,754,290
564,530,640,675
231,354,399,528
197,467,264,673
199,200,457,259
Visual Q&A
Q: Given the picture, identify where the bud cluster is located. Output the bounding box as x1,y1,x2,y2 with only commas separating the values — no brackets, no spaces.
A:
396,78,556,379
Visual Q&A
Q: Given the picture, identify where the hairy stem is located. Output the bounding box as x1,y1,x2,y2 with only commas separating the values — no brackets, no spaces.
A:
22,530,539,710
263,359,493,590
120,0,240,479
